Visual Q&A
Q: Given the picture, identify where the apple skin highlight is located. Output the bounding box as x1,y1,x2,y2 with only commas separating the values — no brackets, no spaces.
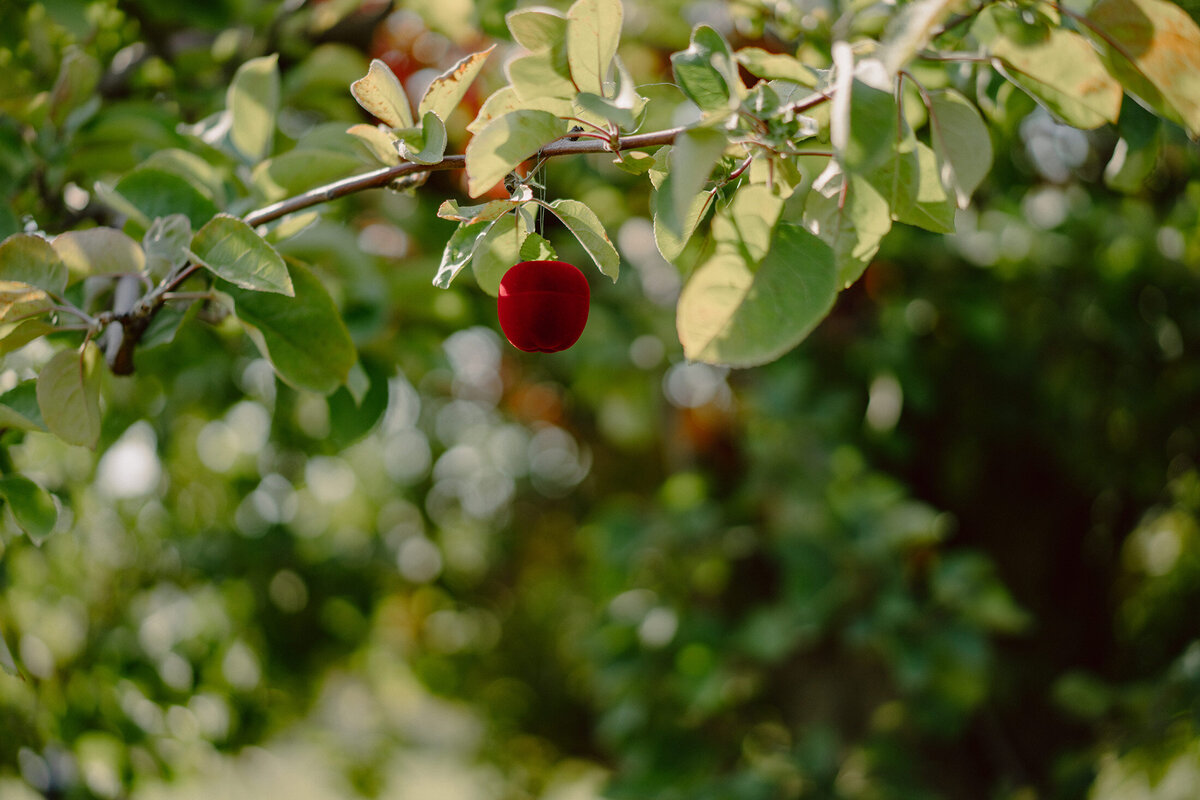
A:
497,260,590,353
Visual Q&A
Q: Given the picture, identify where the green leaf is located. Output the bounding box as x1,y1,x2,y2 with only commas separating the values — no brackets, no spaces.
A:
804,165,892,288
711,185,785,264
111,168,220,231
974,7,1121,128
140,148,227,203
467,86,574,135
0,627,17,676
677,223,837,367
868,133,956,234
1086,0,1200,136
507,7,569,51
227,54,281,162
654,183,711,262
669,128,727,237
507,51,578,101
927,89,993,207
672,25,744,112
437,198,524,224
465,110,567,197
545,199,619,281
0,320,56,357
143,214,193,278
0,380,46,432
519,231,557,262
51,228,146,278
253,149,364,202
351,58,415,129
192,214,293,296
472,213,528,297
735,48,818,87
0,234,68,294
877,0,960,77
397,111,448,165
49,47,100,128
347,123,401,166
0,475,57,543
575,92,636,129
0,282,53,323
227,260,356,394
832,69,899,173
434,219,493,288
418,45,496,121
36,344,102,449
567,0,624,96
327,357,391,448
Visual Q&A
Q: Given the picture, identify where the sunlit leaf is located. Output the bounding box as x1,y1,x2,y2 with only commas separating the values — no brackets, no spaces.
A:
227,54,280,162
669,128,727,238
677,223,836,366
418,45,496,122
567,0,624,96
928,89,993,207
519,231,557,262
112,168,220,231
472,213,528,297
397,111,448,165
974,7,1121,128
545,199,619,281
507,51,578,101
192,214,293,296
465,111,566,197
0,234,68,294
52,228,146,278
735,48,818,87
437,198,524,224
347,123,401,166
1086,0,1200,136
351,58,414,129
507,7,569,51
804,164,892,288
0,319,56,357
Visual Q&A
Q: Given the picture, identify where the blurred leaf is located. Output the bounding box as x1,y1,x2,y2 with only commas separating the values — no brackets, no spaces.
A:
111,168,220,231
0,475,57,543
419,45,496,121
49,46,100,128
227,54,281,162
36,344,101,449
575,92,635,129
0,233,68,294
735,48,818,87
567,0,624,96
0,380,46,431
143,214,193,278
351,58,414,129
192,214,293,296
927,89,993,207
0,319,56,357
52,228,146,279
1087,0,1200,136
0,627,15,676
878,0,959,77
465,111,566,197
253,149,364,201
227,260,355,394
0,281,53,323
677,223,836,366
974,7,1121,128
545,198,619,281
327,357,390,447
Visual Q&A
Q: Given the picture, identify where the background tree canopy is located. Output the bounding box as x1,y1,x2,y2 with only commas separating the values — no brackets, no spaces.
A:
2,0,1200,798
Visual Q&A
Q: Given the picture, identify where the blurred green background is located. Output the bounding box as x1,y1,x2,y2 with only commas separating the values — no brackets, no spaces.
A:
2,1,1199,798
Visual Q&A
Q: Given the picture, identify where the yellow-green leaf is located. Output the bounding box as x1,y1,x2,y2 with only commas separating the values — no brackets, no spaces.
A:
36,344,102,449
465,111,566,197
351,58,414,129
418,45,496,121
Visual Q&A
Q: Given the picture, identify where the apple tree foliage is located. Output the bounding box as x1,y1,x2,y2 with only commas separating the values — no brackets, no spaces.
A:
1,0,1200,796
